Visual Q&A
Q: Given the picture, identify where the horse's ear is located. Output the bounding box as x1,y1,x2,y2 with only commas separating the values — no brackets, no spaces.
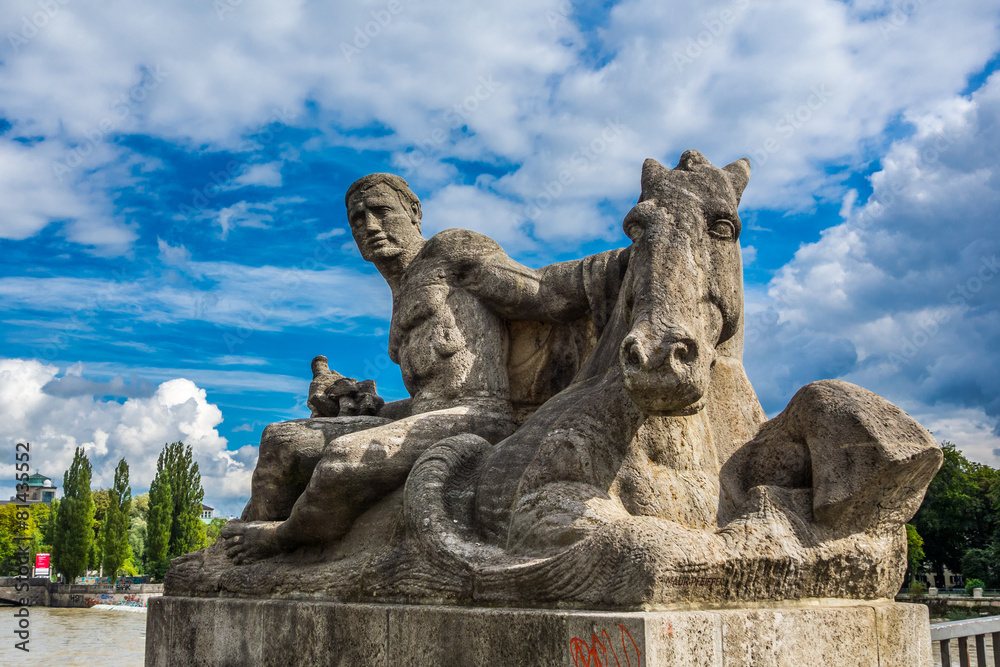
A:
723,158,751,203
640,158,669,197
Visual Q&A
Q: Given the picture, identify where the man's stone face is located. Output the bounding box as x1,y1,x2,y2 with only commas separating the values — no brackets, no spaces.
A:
347,184,422,263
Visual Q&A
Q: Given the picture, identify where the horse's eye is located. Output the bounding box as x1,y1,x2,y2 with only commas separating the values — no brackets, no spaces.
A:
709,219,736,239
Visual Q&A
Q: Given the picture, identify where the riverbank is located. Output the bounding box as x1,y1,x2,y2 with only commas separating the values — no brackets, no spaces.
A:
0,577,162,608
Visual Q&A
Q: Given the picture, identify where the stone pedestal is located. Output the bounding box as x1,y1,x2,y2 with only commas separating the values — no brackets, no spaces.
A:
146,597,931,666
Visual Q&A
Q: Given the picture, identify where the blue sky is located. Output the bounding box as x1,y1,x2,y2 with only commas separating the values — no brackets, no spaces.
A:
1,0,999,516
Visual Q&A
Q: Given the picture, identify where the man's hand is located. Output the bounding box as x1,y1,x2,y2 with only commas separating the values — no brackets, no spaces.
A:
324,377,385,416
308,355,385,417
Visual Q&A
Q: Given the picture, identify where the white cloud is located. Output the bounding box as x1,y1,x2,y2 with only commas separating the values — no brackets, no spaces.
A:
0,358,255,511
0,138,136,253
232,162,283,188
743,72,1000,461
2,0,997,251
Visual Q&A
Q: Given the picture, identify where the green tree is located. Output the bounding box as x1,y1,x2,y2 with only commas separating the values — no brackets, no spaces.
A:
910,442,999,584
28,503,53,565
44,498,59,545
52,447,96,582
905,523,925,582
206,517,228,544
164,443,206,558
101,458,133,578
0,505,24,576
89,487,110,571
145,464,172,582
0,504,51,575
961,548,997,588
128,493,149,574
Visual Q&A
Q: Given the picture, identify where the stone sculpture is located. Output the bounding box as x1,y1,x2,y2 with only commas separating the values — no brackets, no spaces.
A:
168,151,942,609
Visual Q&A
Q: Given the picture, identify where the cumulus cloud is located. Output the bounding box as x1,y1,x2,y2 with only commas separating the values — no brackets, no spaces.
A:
744,72,1000,462
0,358,254,512
1,0,997,252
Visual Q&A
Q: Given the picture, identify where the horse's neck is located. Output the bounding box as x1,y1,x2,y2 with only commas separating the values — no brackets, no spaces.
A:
705,354,767,462
619,354,766,529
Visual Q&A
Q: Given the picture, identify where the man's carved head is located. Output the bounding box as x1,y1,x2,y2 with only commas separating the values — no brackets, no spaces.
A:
345,173,422,231
345,173,424,263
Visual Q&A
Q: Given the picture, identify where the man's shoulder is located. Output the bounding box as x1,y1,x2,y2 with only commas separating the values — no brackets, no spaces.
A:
424,228,505,258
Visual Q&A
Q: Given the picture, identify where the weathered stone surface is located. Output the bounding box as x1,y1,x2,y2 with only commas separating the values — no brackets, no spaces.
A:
261,599,387,666
146,597,931,666
874,602,934,667
166,153,942,610
146,596,264,666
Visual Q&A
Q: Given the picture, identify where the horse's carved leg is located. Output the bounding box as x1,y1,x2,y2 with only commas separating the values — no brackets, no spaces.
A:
506,481,632,556
723,379,942,534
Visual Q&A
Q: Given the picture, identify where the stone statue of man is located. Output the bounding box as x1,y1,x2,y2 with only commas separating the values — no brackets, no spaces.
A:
224,173,628,561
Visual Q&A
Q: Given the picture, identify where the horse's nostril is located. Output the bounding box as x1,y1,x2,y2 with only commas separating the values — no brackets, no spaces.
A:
670,338,699,367
623,338,647,369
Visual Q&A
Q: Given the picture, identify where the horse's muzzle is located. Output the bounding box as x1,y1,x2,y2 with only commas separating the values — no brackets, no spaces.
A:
620,328,712,416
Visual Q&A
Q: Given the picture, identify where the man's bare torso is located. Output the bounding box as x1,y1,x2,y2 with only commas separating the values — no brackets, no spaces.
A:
388,229,511,414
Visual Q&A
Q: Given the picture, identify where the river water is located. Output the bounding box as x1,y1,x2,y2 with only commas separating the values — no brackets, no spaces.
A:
2,607,146,666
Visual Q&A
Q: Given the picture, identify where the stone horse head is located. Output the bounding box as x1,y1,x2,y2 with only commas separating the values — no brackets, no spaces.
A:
617,150,749,416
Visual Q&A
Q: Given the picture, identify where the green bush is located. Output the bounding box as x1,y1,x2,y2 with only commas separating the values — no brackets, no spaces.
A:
966,578,986,592
909,581,928,598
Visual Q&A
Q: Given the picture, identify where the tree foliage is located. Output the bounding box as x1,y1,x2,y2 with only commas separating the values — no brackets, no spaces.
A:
910,442,1000,583
905,523,925,581
909,441,1000,588
206,517,228,544
128,493,149,574
145,460,173,581
161,442,207,558
101,458,133,577
90,487,110,570
0,505,25,576
144,442,207,581
52,447,96,582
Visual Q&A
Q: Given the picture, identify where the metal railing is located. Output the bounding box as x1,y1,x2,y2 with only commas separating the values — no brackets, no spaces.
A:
932,616,1000,666
899,589,1000,598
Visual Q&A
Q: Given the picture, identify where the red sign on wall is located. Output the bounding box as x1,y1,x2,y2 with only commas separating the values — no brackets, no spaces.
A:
35,553,50,576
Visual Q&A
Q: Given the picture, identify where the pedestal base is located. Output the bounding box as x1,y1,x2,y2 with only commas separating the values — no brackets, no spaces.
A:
146,597,931,666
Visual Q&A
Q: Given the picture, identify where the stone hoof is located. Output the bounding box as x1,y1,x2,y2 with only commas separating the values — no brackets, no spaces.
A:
221,520,285,564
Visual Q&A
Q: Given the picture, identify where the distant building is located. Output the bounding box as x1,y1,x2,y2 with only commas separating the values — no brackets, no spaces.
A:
6,471,58,504
200,504,215,523
916,564,964,589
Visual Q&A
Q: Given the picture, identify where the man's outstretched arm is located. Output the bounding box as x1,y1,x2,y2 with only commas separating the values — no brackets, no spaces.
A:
462,245,629,324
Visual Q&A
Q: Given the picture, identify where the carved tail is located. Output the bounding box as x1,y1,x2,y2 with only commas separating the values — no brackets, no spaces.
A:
404,434,510,572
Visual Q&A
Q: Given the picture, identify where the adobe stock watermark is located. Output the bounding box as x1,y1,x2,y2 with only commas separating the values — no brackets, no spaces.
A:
214,0,244,21
544,0,573,28
12,441,32,653
878,0,924,39
33,267,141,361
890,253,999,368
397,75,501,176
222,232,354,352
52,66,169,181
7,0,72,54
340,0,417,62
672,0,751,72
513,118,626,223
853,126,961,232
747,84,832,169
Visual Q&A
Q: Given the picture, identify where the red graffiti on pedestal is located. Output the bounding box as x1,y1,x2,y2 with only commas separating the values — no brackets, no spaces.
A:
569,624,641,667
